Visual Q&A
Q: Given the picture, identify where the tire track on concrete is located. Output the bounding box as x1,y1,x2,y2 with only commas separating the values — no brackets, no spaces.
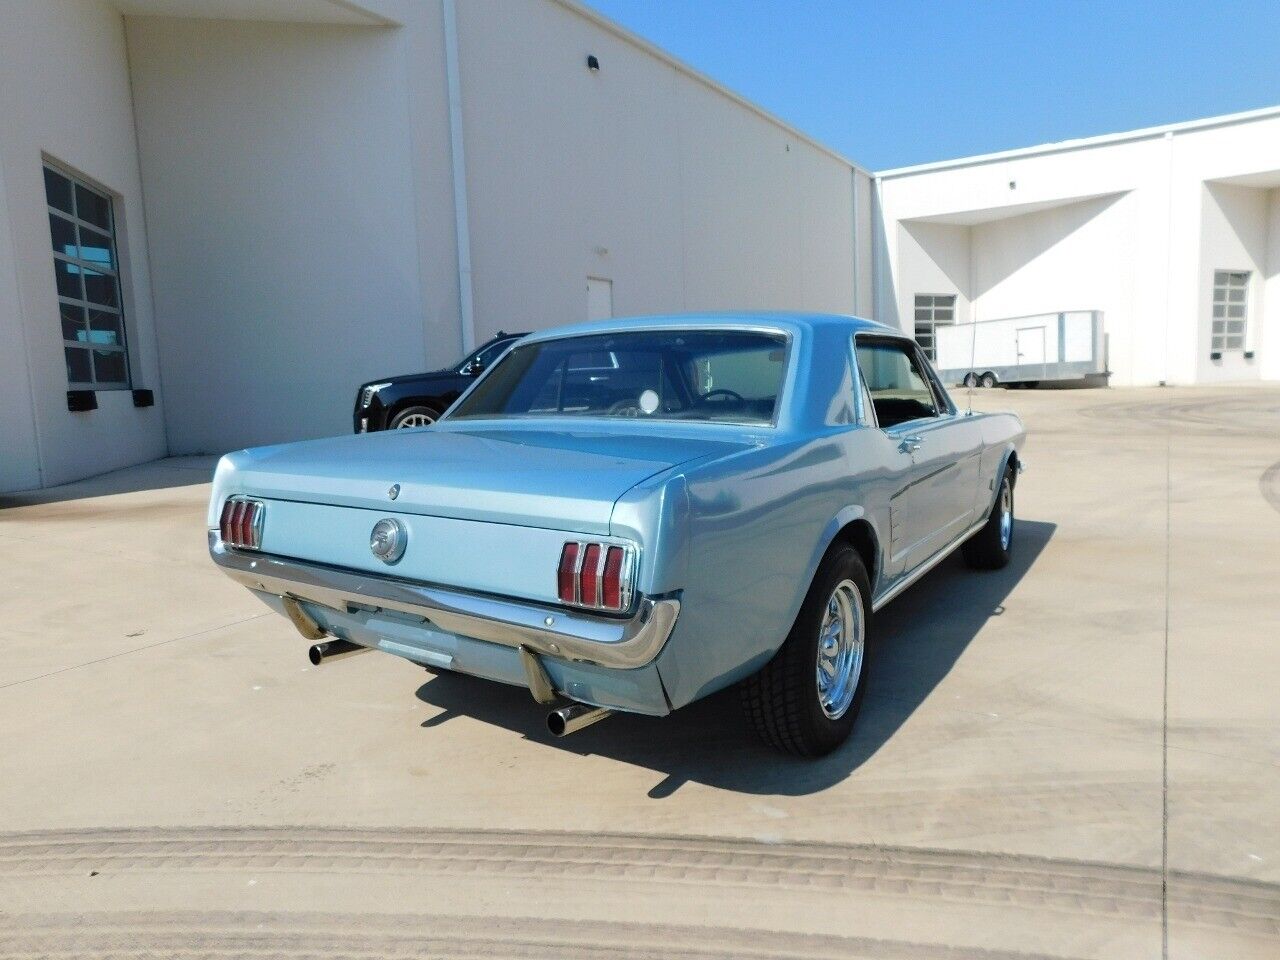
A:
0,911,1077,960
0,827,1276,938
1078,395,1280,437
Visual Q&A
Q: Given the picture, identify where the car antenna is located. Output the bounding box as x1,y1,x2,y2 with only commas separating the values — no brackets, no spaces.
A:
966,318,977,416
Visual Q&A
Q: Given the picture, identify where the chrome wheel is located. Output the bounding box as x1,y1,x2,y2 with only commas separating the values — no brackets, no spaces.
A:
999,482,1013,550
395,412,435,429
815,579,865,720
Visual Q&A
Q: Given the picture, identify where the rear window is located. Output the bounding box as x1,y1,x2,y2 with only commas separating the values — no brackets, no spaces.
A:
449,330,788,425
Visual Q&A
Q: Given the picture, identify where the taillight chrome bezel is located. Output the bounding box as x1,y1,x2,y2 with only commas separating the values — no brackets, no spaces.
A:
557,540,637,613
219,496,265,551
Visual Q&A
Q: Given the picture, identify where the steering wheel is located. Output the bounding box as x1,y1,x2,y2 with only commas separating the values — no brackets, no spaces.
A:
607,398,642,416
700,388,745,404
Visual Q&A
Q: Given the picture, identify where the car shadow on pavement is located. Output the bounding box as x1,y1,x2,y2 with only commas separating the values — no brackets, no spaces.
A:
415,519,1056,798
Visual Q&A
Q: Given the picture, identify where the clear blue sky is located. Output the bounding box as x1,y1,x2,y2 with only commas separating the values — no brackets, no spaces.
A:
586,0,1280,170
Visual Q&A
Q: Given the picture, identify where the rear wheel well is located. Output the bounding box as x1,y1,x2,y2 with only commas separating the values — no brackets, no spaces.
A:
1005,451,1020,487
834,519,879,592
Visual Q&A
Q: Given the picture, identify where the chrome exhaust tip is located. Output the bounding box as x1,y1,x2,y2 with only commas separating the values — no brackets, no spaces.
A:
308,639,369,666
546,702,613,737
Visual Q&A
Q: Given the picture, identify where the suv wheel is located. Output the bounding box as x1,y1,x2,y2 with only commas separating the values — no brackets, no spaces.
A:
390,405,439,429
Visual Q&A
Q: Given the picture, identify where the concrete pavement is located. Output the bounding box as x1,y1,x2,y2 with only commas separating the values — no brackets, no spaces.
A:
0,386,1277,958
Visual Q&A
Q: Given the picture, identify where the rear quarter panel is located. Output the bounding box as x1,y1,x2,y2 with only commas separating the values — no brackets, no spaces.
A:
976,411,1026,508
637,430,894,710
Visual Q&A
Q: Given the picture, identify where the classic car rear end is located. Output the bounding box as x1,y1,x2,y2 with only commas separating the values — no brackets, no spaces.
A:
208,422,749,718
210,315,1024,755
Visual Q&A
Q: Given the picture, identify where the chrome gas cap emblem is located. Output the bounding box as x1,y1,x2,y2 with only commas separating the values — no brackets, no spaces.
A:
387,483,400,500
370,518,407,564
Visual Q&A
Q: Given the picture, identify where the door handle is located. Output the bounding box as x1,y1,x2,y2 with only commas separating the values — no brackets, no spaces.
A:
899,435,923,453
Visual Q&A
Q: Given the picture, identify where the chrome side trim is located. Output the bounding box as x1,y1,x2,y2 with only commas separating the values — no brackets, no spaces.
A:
209,532,679,669
871,516,987,613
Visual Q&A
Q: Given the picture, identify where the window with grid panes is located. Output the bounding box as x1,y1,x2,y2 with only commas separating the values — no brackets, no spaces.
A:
44,163,130,389
1210,271,1249,355
913,294,955,361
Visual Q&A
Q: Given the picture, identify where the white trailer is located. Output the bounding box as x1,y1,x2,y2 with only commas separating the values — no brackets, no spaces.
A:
934,311,1108,387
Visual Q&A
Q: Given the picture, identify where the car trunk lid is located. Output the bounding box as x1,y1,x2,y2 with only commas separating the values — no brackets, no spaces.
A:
221,425,746,534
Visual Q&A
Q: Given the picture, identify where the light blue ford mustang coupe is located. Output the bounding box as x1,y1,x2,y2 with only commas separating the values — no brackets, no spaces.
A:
210,314,1024,756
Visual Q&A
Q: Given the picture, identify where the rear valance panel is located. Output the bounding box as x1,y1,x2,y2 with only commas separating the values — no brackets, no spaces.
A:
255,500,573,606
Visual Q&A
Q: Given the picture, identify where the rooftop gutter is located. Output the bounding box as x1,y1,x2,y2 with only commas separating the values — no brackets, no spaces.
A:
877,103,1280,180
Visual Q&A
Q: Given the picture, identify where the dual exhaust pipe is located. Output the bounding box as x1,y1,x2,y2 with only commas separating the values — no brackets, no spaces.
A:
307,640,612,737
545,702,613,737
308,638,369,666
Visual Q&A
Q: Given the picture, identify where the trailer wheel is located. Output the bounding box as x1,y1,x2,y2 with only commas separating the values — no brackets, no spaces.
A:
980,371,998,388
962,373,979,388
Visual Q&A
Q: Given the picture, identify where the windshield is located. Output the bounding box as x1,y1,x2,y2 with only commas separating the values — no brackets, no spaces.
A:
458,336,513,372
449,329,788,424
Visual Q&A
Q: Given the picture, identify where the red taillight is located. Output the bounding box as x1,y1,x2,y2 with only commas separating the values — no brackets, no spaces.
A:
219,499,235,543
232,500,249,544
557,540,633,611
602,546,624,609
557,542,580,603
219,497,263,550
579,543,602,606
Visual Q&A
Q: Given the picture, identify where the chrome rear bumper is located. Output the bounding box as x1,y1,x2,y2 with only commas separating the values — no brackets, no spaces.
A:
208,532,679,669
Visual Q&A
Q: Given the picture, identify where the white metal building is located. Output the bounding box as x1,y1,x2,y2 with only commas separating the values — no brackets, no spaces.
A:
6,0,1278,496
0,0,875,493
874,107,1280,387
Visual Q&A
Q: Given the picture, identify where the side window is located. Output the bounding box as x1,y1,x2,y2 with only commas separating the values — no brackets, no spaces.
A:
854,339,939,428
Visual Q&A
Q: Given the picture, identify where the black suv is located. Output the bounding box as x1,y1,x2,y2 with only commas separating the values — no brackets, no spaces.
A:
353,331,526,432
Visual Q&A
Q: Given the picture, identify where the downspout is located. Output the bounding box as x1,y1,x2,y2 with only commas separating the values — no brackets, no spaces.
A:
850,169,860,315
442,0,476,354
870,175,883,327
1161,129,1175,384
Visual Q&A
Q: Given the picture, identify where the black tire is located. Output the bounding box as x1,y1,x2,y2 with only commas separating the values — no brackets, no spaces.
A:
962,372,979,388
741,545,872,757
962,468,1014,570
389,405,440,429
979,372,998,388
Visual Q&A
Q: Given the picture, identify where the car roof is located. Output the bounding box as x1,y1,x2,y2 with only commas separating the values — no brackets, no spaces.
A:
516,312,898,344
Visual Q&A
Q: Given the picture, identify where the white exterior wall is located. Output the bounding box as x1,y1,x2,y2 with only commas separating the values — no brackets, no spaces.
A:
125,16,427,454
0,0,166,491
1266,192,1280,382
454,0,863,341
1,0,873,486
877,111,1280,385
969,193,1138,379
1197,183,1269,383
893,220,971,326
121,0,869,454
